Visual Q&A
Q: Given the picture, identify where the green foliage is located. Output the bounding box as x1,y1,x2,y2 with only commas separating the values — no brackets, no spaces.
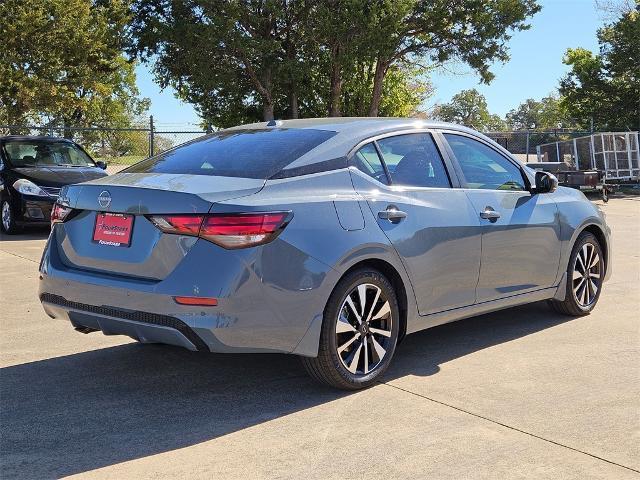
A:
434,89,506,131
559,3,639,131
341,64,432,117
129,0,540,126
506,95,573,130
0,0,148,129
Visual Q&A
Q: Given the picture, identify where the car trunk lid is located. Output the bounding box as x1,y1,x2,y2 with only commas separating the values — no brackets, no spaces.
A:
54,173,265,280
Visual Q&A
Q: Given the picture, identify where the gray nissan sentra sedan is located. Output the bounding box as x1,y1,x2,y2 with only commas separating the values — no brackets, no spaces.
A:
39,118,611,389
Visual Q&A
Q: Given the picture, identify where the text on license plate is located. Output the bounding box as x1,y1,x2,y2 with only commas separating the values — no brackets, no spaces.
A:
93,212,134,247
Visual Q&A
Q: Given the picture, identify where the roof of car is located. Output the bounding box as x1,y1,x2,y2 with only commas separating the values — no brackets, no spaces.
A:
0,135,74,143
227,117,476,135
226,117,488,171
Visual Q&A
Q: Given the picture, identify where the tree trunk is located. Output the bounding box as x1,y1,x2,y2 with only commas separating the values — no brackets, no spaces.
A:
329,62,343,117
263,102,275,121
289,90,299,119
328,44,343,117
236,50,274,122
261,68,274,121
368,58,389,117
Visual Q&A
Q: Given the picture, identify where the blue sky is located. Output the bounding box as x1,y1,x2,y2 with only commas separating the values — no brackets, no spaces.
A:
135,0,603,126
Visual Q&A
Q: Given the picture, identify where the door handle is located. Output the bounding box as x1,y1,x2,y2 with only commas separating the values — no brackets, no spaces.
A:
479,207,501,221
378,206,407,223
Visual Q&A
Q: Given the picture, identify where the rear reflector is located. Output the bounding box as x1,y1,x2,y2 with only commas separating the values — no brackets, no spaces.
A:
148,211,292,249
174,296,218,306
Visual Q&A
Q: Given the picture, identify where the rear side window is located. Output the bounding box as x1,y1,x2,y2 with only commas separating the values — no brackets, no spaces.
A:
126,128,337,179
353,143,389,184
376,133,450,188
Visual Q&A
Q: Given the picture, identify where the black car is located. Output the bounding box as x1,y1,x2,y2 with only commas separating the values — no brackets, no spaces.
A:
0,136,108,233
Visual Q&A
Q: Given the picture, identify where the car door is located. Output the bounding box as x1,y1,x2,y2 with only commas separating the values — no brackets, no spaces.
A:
349,132,482,315
440,131,561,303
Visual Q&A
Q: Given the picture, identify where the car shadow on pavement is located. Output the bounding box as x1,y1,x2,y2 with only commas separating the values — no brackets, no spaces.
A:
0,228,49,242
1,301,576,479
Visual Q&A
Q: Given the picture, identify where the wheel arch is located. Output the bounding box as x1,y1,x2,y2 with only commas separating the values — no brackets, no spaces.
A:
339,258,409,343
578,223,608,277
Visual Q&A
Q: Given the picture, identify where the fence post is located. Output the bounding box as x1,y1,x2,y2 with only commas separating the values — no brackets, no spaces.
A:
149,115,155,157
525,131,530,163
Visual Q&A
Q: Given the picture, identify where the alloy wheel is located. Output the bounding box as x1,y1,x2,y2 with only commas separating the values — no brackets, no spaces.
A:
572,242,601,308
335,283,393,375
2,201,11,231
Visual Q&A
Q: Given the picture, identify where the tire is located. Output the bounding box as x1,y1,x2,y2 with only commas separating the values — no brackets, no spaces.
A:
549,232,604,316
302,268,400,390
1,199,21,234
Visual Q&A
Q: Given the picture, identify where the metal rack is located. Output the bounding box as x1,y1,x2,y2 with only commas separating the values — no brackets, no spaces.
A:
536,132,640,181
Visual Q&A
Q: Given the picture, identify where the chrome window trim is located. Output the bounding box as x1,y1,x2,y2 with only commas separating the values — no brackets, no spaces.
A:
346,128,461,190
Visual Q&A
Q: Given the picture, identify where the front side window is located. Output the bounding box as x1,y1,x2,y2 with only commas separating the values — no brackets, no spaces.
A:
444,134,526,191
126,128,337,179
353,143,388,184
376,133,450,188
3,141,94,167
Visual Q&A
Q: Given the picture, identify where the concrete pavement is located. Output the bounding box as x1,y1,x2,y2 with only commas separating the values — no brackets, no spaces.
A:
1,197,638,479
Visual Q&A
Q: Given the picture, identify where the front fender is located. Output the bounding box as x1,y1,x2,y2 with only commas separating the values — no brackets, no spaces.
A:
553,187,612,287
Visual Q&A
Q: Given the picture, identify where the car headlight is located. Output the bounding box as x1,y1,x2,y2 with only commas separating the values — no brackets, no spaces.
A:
13,179,49,197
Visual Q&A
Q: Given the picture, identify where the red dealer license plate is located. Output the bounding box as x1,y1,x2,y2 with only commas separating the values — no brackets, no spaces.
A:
93,212,134,247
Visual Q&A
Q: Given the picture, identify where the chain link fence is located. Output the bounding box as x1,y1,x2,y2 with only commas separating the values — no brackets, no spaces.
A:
0,120,208,175
483,130,592,163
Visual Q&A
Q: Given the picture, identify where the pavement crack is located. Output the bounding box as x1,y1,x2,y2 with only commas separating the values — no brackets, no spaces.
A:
0,249,39,264
379,381,640,475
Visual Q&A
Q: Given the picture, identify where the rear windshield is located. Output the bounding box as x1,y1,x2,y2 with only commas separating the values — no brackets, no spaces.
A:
125,128,337,179
3,140,94,167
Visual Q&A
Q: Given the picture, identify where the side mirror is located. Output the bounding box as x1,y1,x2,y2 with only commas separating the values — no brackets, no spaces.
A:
95,161,107,170
533,171,558,194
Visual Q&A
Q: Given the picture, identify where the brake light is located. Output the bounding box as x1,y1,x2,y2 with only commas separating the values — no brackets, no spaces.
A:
148,212,292,249
149,215,203,235
51,203,73,224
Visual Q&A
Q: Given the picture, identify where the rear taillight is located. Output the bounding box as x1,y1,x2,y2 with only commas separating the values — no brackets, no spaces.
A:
51,203,74,224
148,212,292,249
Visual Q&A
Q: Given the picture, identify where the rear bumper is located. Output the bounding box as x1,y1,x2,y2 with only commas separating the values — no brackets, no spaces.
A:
41,293,207,351
38,231,339,356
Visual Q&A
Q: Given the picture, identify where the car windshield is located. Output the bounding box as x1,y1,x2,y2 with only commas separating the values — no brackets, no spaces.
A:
3,140,95,167
125,128,337,179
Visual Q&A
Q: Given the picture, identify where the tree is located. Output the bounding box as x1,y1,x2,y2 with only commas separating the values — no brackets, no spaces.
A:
129,0,540,125
341,64,432,117
130,0,311,124
359,0,541,116
506,95,573,130
0,0,148,130
559,3,639,131
434,89,506,131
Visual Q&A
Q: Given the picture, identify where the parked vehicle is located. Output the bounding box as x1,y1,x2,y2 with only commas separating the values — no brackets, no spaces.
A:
38,119,611,389
0,136,108,233
528,163,612,202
